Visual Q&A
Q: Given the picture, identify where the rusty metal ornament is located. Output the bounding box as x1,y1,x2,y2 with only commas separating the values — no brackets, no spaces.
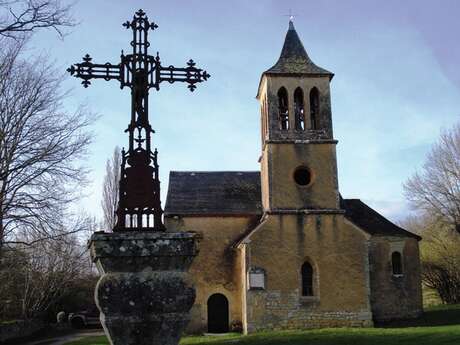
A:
68,9,210,231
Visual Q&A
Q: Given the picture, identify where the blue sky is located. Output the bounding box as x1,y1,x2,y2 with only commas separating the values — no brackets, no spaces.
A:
30,0,460,224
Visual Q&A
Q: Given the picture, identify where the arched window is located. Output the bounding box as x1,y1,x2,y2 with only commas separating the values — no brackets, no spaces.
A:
301,261,314,296
392,252,403,275
294,87,305,130
277,87,289,130
309,87,320,129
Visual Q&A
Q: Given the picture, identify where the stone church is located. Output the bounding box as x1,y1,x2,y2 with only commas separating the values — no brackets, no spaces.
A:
164,21,422,334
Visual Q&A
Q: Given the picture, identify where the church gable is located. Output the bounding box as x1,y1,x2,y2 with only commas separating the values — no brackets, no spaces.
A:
244,212,373,331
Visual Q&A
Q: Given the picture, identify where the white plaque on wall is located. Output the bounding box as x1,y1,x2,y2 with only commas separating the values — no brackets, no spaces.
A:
248,268,265,289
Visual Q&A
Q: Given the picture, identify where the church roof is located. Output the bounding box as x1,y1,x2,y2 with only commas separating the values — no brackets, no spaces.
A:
165,171,420,240
164,171,262,216
264,21,334,78
340,198,421,240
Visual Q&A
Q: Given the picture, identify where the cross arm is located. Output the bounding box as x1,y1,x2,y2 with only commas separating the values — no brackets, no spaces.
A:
67,54,122,88
158,59,210,91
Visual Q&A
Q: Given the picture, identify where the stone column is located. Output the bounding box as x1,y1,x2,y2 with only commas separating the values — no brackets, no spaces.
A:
89,231,199,345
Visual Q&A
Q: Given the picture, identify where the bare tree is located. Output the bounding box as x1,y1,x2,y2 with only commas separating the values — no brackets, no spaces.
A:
101,147,121,231
0,38,95,249
0,0,75,39
0,217,96,320
404,123,460,234
420,223,460,304
21,235,86,318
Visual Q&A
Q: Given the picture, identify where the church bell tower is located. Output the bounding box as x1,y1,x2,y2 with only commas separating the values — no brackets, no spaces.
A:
257,20,340,212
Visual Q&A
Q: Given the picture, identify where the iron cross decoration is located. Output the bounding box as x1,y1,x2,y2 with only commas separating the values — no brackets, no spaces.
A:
68,9,210,232
67,9,210,91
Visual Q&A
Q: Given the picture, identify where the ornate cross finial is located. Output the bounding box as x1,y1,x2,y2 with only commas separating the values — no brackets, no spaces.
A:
67,10,210,232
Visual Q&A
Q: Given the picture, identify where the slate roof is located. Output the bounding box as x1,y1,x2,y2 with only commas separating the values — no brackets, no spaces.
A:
165,171,262,216
340,198,421,240
264,21,333,78
165,171,420,240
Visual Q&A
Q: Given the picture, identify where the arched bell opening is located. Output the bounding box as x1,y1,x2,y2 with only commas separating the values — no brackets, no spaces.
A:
277,87,289,130
294,87,305,131
309,87,320,130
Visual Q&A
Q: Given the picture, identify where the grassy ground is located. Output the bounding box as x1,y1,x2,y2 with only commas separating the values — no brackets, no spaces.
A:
64,305,460,345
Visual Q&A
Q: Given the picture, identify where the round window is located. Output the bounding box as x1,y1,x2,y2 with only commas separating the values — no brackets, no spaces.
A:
294,167,312,186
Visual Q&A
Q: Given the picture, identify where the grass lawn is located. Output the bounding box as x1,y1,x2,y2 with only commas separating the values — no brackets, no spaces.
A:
64,305,460,345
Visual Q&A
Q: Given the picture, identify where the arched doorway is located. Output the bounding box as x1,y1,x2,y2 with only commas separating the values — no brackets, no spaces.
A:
207,293,229,333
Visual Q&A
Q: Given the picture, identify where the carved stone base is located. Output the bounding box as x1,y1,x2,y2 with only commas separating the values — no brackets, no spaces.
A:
89,231,198,345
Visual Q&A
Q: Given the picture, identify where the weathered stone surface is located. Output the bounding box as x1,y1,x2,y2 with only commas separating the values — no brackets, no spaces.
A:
90,231,197,272
257,74,335,142
369,236,423,322
165,216,253,334
89,231,199,345
243,214,374,333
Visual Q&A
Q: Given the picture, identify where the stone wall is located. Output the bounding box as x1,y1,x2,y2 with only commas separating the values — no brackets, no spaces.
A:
246,289,372,332
259,74,334,141
261,142,340,212
369,236,423,322
245,213,373,332
164,203,423,333
165,215,255,334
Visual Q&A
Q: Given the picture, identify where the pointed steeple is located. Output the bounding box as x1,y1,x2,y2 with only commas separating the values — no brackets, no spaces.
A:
265,20,333,78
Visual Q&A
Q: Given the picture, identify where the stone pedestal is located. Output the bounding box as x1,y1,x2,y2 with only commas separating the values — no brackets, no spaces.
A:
89,231,199,345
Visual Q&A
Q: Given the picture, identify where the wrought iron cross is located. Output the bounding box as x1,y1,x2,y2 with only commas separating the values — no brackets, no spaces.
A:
68,9,210,232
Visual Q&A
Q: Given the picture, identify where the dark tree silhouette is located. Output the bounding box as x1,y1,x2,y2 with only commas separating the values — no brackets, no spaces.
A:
0,221,98,320
404,123,460,234
0,39,95,249
0,0,75,39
